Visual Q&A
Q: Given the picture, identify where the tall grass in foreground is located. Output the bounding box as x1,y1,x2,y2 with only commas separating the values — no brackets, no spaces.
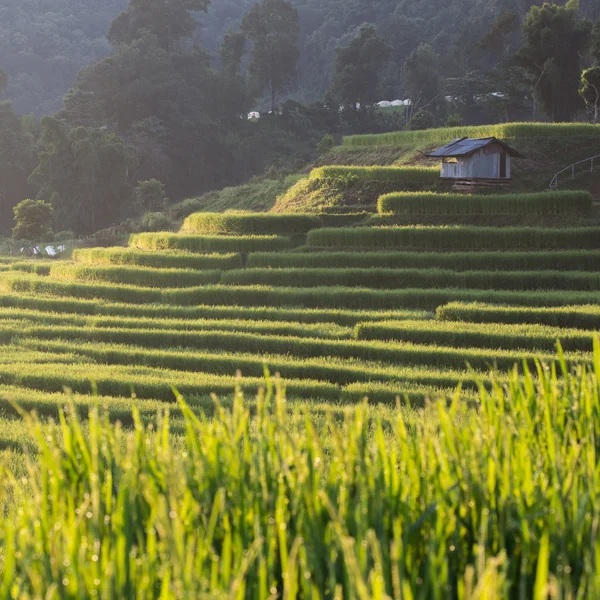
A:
2,351,600,597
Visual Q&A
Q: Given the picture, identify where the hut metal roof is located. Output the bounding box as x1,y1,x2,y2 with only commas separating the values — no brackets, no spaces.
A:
427,137,524,158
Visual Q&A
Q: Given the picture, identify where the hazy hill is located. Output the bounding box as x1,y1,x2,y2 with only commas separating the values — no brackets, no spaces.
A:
3,0,600,116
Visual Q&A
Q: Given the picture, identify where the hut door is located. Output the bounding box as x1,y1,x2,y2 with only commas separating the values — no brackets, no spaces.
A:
499,152,507,178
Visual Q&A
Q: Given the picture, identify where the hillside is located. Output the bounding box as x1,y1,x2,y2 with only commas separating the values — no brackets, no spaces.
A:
270,123,600,214
4,0,599,117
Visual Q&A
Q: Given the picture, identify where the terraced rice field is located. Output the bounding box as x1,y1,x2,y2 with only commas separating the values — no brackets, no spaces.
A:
0,192,598,451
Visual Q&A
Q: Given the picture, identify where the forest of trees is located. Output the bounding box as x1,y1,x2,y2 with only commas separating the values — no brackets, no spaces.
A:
0,0,599,239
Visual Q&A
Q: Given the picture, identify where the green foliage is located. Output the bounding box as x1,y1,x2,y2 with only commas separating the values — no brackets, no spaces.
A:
316,133,335,155
342,122,600,148
180,212,322,235
437,302,600,330
23,338,478,390
0,292,427,326
108,0,210,50
134,179,168,212
580,66,600,123
307,225,600,250
355,318,596,352
73,248,243,270
514,2,592,121
223,266,600,291
328,24,388,108
139,212,172,232
377,190,593,215
408,110,435,130
5,359,600,595
309,165,439,182
180,175,303,214
6,276,600,310
12,199,55,241
247,249,600,272
404,44,442,117
130,232,293,253
29,117,137,234
240,0,299,111
444,113,462,127
50,264,222,288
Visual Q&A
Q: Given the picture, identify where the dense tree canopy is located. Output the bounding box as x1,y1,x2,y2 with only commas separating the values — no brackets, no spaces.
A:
29,116,137,234
514,1,592,121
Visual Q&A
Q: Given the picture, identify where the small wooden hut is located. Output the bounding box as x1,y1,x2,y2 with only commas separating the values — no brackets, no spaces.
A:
427,137,524,191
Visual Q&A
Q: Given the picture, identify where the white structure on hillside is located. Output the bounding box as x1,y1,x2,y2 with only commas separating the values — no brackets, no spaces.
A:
427,137,523,184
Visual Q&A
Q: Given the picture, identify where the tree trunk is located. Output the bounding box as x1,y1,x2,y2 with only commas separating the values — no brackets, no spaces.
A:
271,80,276,114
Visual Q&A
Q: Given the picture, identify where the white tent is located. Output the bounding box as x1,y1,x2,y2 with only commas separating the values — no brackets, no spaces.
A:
377,101,392,108
248,111,260,120
390,100,403,107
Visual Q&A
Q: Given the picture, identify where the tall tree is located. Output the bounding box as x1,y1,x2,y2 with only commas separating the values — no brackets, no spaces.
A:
514,1,592,121
404,43,442,121
240,0,300,113
328,24,388,109
580,67,600,123
108,0,210,51
592,21,600,63
29,117,137,234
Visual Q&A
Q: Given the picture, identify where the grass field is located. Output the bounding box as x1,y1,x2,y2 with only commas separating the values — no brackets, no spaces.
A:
1,357,599,596
2,126,600,594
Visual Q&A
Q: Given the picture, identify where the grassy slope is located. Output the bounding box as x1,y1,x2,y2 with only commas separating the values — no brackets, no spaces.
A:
327,135,600,196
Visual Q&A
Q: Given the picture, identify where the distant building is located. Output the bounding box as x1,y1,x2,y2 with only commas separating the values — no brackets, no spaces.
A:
427,137,524,190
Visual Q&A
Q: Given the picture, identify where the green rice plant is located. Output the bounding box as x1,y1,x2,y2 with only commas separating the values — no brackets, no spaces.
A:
1,320,582,371
0,360,339,401
0,291,430,325
437,302,600,330
5,276,600,309
0,308,352,339
180,212,322,235
355,319,596,352
73,247,243,270
222,267,600,291
130,232,292,253
0,383,173,426
50,263,222,288
8,261,54,275
307,225,600,250
247,249,600,272
340,380,479,405
342,121,600,147
2,353,600,596
309,165,439,183
21,338,489,390
377,190,593,215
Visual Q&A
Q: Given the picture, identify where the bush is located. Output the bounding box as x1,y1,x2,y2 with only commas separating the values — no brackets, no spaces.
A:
139,212,172,232
316,133,335,155
12,199,54,241
307,226,600,251
129,232,293,253
408,110,435,130
180,212,322,235
134,179,168,212
377,190,593,215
